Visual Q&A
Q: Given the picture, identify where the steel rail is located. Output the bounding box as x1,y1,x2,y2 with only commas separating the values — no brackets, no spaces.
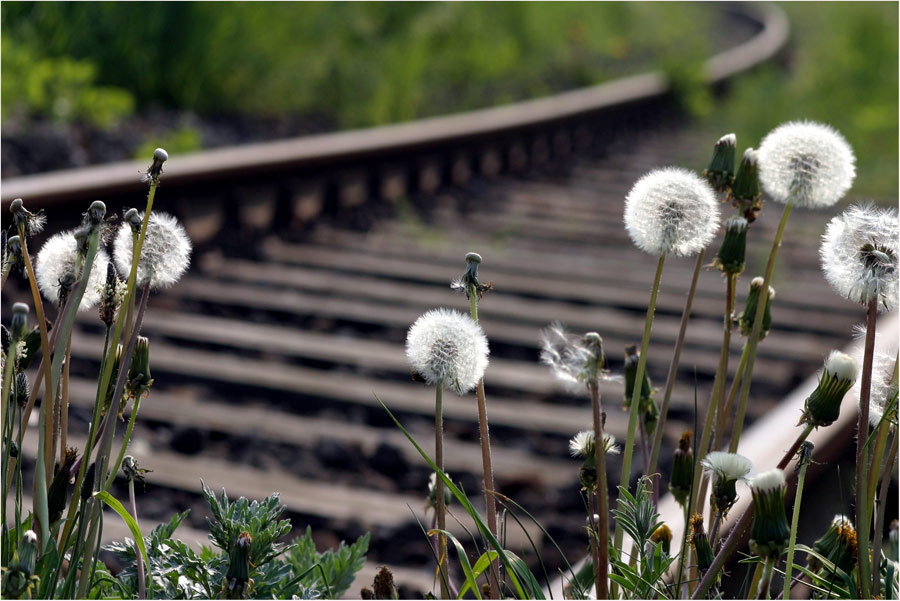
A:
1,3,788,208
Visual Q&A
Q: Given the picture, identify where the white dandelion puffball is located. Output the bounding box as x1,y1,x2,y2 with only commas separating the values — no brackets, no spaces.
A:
757,120,855,208
701,451,753,482
35,230,110,310
624,167,720,257
569,430,620,458
406,308,489,395
821,203,898,311
114,212,192,289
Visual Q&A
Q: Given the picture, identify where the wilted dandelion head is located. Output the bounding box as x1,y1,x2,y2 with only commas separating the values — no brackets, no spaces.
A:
568,430,620,458
701,451,753,482
35,230,110,310
757,121,855,208
624,167,720,257
406,308,489,395
820,203,898,311
113,211,192,289
540,323,615,393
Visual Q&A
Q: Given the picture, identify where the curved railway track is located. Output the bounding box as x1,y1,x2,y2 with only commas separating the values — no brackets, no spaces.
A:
4,3,883,597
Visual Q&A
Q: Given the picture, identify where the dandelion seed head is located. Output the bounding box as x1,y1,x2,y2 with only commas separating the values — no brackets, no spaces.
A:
758,121,855,208
35,230,110,310
750,468,785,493
700,451,753,482
406,308,489,395
624,167,720,257
821,203,898,311
568,430,620,458
113,212,192,289
852,329,899,429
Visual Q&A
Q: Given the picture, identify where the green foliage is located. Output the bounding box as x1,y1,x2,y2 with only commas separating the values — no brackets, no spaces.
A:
1,2,709,128
611,477,663,562
96,486,369,600
285,527,370,599
706,2,898,200
1,35,133,127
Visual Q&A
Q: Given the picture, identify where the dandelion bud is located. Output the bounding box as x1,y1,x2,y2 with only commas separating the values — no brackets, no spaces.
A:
738,277,774,339
126,336,153,401
426,472,452,512
808,515,857,574
624,167,720,257
85,200,106,226
749,469,790,559
729,148,763,222
14,372,29,408
703,133,736,193
373,565,399,600
821,203,898,312
99,263,124,327
701,451,752,516
113,211,192,289
10,302,29,342
35,230,110,310
124,208,142,233
670,430,694,507
81,463,96,502
758,121,855,208
802,351,857,427
48,447,78,524
149,147,168,178
713,216,748,275
226,531,252,597
690,514,715,572
14,530,38,576
406,308,489,395
7,235,25,276
9,198,46,237
651,523,672,555
624,345,658,435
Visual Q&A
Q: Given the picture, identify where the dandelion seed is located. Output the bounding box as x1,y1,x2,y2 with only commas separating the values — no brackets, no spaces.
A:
758,121,855,208
624,167,720,257
113,211,192,289
540,323,616,393
821,203,898,312
35,230,110,310
406,308,489,394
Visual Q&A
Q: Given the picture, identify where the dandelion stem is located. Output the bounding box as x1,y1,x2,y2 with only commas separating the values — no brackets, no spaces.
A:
855,296,878,599
756,557,775,599
128,473,146,599
587,491,601,600
782,447,811,600
718,342,750,450
59,336,72,465
649,250,704,500
691,423,813,600
589,380,609,599
468,283,500,600
872,431,897,595
104,394,144,494
434,383,450,600
867,420,890,518
729,202,793,454
615,254,665,554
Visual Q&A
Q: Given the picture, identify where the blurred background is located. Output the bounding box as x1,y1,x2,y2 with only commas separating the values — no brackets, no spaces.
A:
2,2,897,597
2,2,896,199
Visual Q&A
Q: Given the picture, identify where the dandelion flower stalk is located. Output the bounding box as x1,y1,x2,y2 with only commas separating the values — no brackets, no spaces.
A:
407,308,489,600
783,441,814,600
458,251,500,599
872,428,898,595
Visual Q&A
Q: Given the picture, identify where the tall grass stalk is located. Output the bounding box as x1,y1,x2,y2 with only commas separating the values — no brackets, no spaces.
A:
648,251,704,499
614,254,665,558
